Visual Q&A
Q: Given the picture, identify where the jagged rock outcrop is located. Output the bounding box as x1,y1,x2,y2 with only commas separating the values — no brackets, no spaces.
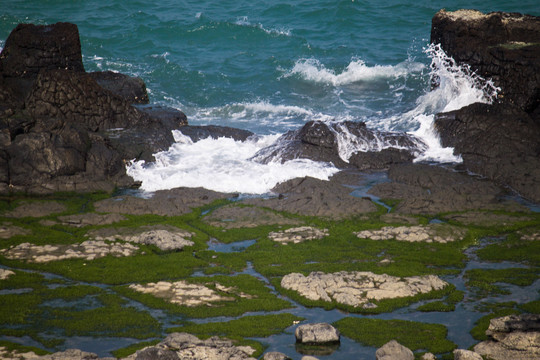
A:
431,9,540,114
252,120,423,169
473,314,540,360
0,22,187,194
89,71,149,104
435,102,540,202
431,10,540,203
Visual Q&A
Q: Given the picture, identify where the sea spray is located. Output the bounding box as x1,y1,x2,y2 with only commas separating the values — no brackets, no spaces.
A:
126,132,339,194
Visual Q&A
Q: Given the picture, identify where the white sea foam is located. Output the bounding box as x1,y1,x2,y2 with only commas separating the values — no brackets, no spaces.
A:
235,16,291,36
126,133,339,194
286,58,425,86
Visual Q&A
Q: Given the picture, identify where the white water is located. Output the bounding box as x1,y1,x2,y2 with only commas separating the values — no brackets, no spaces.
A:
126,132,339,194
127,45,499,194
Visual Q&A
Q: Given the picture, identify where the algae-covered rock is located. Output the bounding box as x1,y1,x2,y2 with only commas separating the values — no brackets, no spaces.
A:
281,271,447,309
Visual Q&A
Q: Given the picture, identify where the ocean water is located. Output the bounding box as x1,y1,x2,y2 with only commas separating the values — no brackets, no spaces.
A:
1,0,539,194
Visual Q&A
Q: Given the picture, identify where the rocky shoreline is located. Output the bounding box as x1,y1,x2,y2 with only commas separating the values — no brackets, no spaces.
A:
0,8,539,360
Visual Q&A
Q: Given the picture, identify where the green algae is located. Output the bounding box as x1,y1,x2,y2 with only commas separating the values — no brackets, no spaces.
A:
417,288,464,312
168,314,303,338
0,340,50,356
334,317,456,355
116,274,293,318
464,267,539,298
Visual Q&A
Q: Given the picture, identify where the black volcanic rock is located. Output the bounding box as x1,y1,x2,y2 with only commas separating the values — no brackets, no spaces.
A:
435,102,540,202
252,120,422,169
176,125,255,142
89,71,149,104
0,22,184,194
0,22,84,79
431,9,540,114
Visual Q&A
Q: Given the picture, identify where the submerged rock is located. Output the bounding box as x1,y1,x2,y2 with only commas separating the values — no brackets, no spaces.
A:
375,340,414,360
263,352,291,360
177,124,255,142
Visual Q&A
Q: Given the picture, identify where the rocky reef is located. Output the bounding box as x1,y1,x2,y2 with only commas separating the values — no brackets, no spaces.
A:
432,9,540,202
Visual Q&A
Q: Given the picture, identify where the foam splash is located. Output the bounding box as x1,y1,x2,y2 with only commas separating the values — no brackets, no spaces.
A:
126,132,338,194
235,16,291,36
285,58,425,86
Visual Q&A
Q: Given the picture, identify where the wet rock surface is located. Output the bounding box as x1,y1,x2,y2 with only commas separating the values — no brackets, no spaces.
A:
0,222,31,238
269,226,329,244
57,213,127,227
431,9,540,113
0,22,184,194
355,224,466,243
245,175,376,219
177,125,255,142
368,163,523,214
252,120,423,169
435,102,540,203
431,9,540,203
3,201,67,218
203,204,302,229
281,271,448,308
94,187,232,216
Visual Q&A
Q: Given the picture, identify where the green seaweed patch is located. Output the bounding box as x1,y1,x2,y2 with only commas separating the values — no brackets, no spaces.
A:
520,300,540,314
168,313,303,338
470,308,521,341
0,340,50,356
117,274,293,318
0,292,42,325
43,293,161,339
417,288,464,312
272,278,455,315
334,318,456,355
476,230,540,266
111,339,161,358
3,248,209,285
464,268,539,298
0,269,48,291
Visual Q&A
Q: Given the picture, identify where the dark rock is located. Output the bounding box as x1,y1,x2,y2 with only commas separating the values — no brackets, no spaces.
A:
349,148,415,170
252,120,422,169
431,9,540,114
435,102,540,202
368,163,524,214
94,187,232,216
177,124,254,142
25,69,150,132
89,71,149,104
138,105,188,129
244,173,377,219
0,22,84,79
